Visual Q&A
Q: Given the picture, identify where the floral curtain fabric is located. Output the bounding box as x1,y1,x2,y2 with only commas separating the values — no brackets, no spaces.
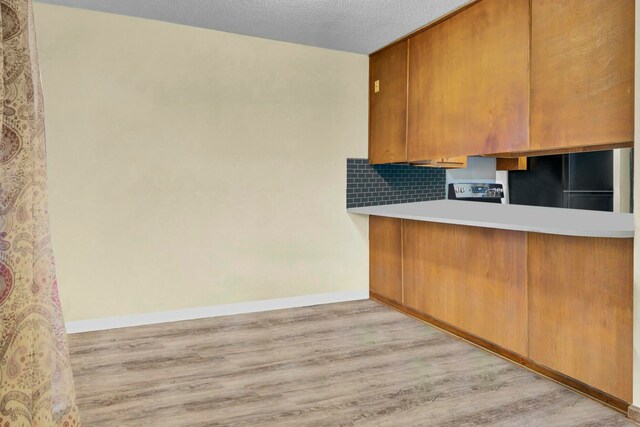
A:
0,0,80,425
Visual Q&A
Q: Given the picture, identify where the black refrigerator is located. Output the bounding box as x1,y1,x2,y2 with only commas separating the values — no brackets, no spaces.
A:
508,150,613,212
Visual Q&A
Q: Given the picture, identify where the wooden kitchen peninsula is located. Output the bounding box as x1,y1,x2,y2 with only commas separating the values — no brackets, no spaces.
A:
348,200,633,411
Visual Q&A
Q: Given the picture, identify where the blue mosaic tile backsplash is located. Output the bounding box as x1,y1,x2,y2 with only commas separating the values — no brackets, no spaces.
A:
346,158,446,208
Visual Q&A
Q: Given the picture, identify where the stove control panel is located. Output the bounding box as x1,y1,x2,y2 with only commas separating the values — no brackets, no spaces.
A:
448,183,504,201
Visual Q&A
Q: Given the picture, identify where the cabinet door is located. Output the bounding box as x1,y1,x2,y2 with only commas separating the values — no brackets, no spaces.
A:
369,41,408,164
369,216,403,303
528,233,632,402
402,220,528,355
530,0,634,151
407,0,529,161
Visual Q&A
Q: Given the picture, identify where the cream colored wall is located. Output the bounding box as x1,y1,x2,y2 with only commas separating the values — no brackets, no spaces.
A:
33,3,369,322
634,0,639,408
613,148,632,213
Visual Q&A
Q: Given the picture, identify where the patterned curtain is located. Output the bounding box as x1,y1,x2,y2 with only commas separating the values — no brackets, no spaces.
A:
0,0,80,425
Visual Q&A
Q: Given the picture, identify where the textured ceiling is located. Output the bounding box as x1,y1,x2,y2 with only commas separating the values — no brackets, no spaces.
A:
34,0,470,54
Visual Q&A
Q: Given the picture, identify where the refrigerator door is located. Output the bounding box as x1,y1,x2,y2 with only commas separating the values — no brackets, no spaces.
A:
563,150,613,191
563,192,613,212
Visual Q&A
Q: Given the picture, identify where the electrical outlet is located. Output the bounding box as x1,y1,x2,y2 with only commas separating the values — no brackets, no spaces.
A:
374,80,380,93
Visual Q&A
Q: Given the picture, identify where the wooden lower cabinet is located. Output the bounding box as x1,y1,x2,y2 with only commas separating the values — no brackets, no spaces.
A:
528,233,633,402
369,216,403,303
370,218,634,406
402,220,528,356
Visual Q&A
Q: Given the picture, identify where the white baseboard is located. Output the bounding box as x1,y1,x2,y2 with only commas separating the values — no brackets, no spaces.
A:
65,289,369,334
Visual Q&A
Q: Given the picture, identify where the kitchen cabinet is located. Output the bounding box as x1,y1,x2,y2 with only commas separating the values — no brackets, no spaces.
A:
496,157,527,171
407,0,530,161
368,216,633,408
402,220,528,355
530,0,634,152
368,0,634,163
369,41,408,164
414,156,467,169
369,216,403,303
528,233,633,402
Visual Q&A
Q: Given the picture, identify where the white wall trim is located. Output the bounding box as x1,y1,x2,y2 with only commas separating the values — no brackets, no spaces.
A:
65,289,369,334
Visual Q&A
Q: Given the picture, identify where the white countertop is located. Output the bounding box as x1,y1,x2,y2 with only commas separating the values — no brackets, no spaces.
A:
347,200,634,238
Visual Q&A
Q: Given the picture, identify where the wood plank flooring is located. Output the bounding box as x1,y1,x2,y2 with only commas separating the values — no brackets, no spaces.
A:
68,300,635,426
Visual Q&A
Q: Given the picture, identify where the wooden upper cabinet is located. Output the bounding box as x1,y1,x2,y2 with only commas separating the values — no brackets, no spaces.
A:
369,0,634,160
530,0,635,151
407,0,530,162
369,41,408,164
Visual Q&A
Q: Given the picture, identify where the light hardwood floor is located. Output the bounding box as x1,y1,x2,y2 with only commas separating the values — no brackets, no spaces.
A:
69,300,635,426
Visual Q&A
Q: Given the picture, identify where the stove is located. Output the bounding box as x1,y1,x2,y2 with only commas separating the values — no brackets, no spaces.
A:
448,183,504,203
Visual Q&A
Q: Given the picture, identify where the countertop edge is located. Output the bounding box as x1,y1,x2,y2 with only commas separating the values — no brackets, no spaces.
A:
347,208,634,239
